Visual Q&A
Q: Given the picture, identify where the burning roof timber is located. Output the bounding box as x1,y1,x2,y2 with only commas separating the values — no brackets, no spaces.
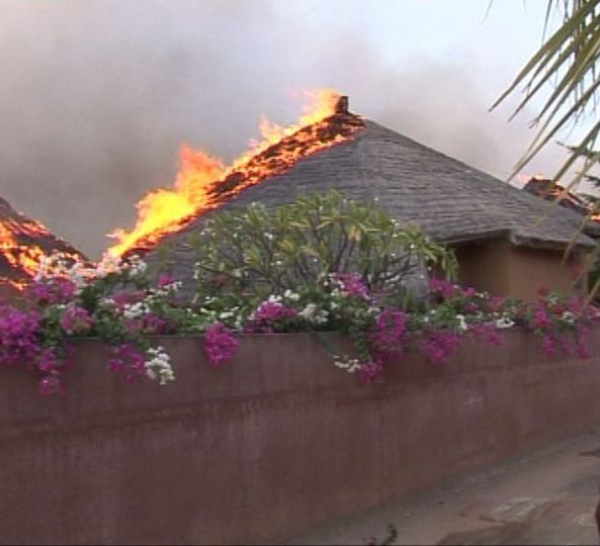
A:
0,196,87,287
522,177,600,238
113,94,596,290
108,91,362,257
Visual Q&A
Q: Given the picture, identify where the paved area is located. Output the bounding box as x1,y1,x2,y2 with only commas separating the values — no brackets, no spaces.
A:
285,430,600,545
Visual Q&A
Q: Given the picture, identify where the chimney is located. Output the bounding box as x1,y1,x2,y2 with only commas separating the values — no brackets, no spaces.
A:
335,95,349,115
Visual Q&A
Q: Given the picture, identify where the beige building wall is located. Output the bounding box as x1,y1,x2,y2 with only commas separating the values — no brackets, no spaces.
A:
506,245,585,301
453,240,585,301
454,241,511,296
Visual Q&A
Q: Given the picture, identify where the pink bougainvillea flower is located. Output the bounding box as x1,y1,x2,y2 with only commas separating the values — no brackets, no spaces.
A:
204,322,239,366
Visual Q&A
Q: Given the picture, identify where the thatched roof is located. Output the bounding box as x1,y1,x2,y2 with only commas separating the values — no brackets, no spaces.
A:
0,196,87,284
143,111,597,286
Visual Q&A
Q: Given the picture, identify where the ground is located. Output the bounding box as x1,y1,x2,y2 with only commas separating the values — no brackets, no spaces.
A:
285,430,600,546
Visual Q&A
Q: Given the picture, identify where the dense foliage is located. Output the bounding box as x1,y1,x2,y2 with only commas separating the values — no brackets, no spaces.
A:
0,192,597,395
187,190,458,300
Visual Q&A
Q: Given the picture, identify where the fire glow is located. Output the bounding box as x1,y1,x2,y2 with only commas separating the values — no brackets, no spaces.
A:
0,209,84,288
107,89,365,257
524,176,600,222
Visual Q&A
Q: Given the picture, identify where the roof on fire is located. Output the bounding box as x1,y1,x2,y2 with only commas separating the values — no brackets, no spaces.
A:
0,196,87,283
154,116,597,242
142,112,597,284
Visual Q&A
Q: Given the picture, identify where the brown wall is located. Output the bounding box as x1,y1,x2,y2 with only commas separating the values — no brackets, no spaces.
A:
2,331,600,545
454,241,511,296
455,241,584,300
506,245,584,301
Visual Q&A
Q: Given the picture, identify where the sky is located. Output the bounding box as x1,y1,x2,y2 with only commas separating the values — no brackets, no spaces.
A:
0,0,581,258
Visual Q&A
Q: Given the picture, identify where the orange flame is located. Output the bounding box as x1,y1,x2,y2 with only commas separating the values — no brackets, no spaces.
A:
108,148,225,255
0,214,84,289
107,89,362,257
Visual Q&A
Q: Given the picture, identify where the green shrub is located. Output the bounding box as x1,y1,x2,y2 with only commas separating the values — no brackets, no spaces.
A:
187,190,457,302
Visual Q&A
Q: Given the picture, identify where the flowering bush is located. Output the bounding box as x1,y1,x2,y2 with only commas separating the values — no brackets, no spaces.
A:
188,190,458,300
518,288,596,358
0,253,180,394
0,221,598,395
186,273,599,383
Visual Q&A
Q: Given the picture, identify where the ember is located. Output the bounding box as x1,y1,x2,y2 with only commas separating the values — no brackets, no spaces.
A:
523,176,600,223
107,89,365,257
0,196,87,289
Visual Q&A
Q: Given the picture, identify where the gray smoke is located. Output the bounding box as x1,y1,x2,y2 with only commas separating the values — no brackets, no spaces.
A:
0,0,567,259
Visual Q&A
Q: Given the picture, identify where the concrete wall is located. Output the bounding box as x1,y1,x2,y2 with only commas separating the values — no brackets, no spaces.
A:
455,241,583,300
1,331,600,545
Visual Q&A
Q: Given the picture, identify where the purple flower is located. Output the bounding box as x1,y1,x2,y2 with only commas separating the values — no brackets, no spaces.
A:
141,313,168,334
0,307,42,365
157,274,176,288
370,308,407,353
420,329,462,364
30,277,77,305
204,322,239,366
124,314,168,335
36,347,61,373
60,304,94,335
463,287,477,298
541,333,557,356
35,345,73,396
332,273,370,299
357,361,384,384
246,300,297,333
468,322,502,346
576,326,592,359
428,277,458,300
108,343,146,382
532,307,552,330
38,371,66,396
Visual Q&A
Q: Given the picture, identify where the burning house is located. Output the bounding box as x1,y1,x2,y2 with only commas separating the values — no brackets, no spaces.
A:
109,92,595,301
522,176,600,235
0,195,86,297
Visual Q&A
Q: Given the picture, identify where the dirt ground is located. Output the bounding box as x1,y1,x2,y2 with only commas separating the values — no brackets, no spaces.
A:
285,429,600,546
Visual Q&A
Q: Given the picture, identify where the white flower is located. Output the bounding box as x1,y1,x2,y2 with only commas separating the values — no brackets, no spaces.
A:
34,255,51,281
123,301,150,319
315,309,330,325
332,354,362,374
122,255,147,277
561,311,575,324
67,262,90,290
495,315,515,329
283,289,300,302
456,314,468,332
144,346,175,385
100,296,116,309
298,303,317,320
96,253,124,277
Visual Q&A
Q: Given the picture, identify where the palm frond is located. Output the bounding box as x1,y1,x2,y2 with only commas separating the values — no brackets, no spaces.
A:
494,1,600,293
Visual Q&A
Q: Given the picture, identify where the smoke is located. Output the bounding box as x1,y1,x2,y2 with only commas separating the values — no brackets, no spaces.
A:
0,0,567,258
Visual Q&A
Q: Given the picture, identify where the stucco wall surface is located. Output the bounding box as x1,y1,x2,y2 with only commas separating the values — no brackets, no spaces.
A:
1,331,600,545
455,241,583,301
